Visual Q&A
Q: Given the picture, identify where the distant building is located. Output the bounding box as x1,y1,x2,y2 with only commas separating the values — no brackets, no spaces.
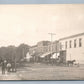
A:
25,52,32,62
47,41,59,53
29,41,59,57
37,41,51,54
29,45,37,55
37,41,50,47
59,32,84,64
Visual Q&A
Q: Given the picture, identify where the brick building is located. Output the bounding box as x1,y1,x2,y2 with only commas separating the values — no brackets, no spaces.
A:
29,40,59,57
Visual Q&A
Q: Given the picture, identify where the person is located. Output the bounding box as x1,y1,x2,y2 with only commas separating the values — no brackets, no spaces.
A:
1,60,7,74
7,62,11,72
11,62,16,72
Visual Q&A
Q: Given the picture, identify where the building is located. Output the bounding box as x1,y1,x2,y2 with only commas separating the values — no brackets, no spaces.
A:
37,41,51,54
29,41,51,62
59,32,84,64
37,41,50,47
29,32,84,64
29,41,59,56
29,45,37,55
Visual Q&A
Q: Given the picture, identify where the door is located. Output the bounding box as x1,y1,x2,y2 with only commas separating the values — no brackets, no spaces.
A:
60,50,66,63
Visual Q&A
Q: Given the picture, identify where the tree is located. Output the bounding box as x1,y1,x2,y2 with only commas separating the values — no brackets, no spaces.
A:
0,43,31,63
16,43,30,62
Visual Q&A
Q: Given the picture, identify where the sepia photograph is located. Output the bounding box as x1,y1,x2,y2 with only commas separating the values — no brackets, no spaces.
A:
0,4,84,80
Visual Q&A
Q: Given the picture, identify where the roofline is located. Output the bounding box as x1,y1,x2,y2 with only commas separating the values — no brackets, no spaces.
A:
59,32,84,41
37,40,51,43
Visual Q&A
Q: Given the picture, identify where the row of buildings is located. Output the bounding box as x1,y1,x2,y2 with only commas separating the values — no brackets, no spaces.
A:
29,32,84,64
29,41,59,55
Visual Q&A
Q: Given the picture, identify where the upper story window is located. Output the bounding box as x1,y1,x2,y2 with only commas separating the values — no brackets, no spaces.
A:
65,41,67,49
60,43,62,50
74,39,76,48
79,38,82,47
69,40,72,48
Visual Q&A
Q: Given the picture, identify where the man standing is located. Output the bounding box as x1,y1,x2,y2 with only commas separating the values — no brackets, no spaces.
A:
1,60,7,74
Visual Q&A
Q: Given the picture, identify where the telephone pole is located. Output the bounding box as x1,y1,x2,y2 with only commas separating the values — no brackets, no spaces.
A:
48,33,56,57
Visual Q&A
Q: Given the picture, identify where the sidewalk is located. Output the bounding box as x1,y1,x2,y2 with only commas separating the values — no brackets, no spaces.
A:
0,71,22,80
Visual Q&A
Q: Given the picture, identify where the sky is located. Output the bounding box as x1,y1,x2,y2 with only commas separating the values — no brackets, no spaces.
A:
0,4,84,47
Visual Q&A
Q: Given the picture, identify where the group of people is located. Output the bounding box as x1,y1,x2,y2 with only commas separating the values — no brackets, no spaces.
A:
1,60,16,75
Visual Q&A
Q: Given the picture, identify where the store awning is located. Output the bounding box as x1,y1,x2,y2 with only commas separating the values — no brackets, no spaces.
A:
50,53,60,59
40,52,51,58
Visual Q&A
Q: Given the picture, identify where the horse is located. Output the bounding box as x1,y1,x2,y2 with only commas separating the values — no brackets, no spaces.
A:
66,60,76,67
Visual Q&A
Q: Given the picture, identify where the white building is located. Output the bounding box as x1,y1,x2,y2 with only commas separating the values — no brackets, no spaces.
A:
25,52,32,62
59,32,84,64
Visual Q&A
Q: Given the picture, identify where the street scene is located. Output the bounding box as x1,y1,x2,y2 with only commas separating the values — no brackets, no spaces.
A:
0,63,84,80
0,4,84,80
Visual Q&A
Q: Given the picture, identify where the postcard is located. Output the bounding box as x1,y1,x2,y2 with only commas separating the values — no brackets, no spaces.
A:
0,4,84,80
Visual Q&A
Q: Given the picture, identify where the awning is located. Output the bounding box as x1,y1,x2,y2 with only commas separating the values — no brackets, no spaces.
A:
40,52,51,58
50,53,60,59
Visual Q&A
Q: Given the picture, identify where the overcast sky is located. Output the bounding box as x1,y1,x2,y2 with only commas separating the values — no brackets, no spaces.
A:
0,4,84,47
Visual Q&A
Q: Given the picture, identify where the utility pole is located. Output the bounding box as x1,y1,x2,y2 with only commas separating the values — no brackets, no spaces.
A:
48,33,56,57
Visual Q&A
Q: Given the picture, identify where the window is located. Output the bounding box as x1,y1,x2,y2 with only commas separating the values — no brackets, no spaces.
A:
74,39,76,48
79,38,82,47
69,40,72,48
65,41,67,49
60,43,62,50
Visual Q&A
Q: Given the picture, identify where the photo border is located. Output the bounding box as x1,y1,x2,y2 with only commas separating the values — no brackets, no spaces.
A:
0,0,84,4
0,0,84,84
